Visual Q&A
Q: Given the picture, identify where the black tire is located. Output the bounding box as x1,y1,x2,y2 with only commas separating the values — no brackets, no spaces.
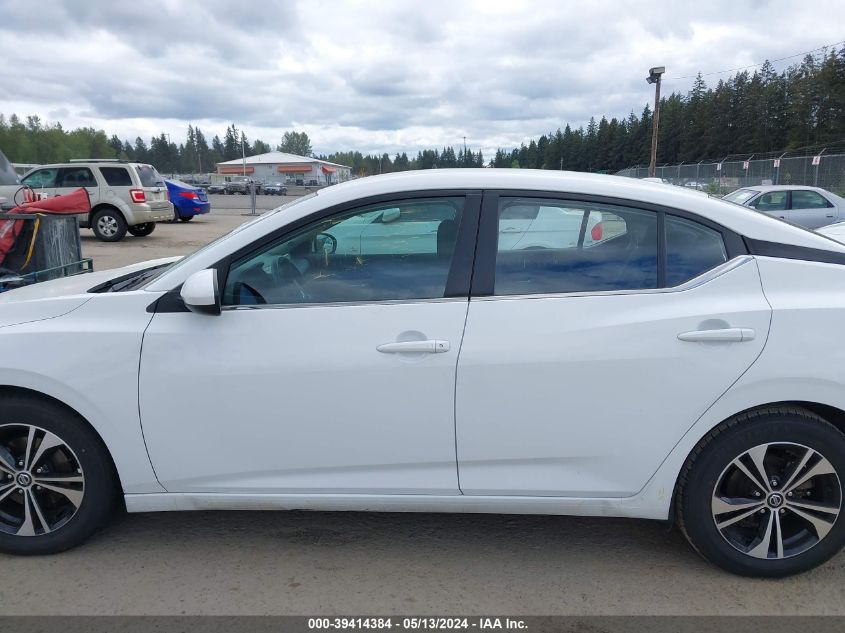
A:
127,222,156,237
677,406,845,577
90,208,127,242
179,216,193,222
0,395,118,555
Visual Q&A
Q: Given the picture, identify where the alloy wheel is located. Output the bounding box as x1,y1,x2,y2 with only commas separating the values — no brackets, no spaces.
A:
711,442,841,559
96,215,119,237
0,424,85,537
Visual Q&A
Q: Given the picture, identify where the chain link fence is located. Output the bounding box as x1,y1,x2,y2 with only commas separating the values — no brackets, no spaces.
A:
616,153,845,197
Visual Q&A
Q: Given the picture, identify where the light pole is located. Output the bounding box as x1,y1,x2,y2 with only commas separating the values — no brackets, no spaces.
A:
646,66,665,179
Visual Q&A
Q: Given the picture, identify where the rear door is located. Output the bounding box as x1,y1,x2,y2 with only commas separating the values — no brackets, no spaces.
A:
789,190,837,228
455,192,771,497
56,166,100,209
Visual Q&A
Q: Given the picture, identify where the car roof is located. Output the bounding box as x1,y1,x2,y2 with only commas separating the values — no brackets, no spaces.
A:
739,185,827,193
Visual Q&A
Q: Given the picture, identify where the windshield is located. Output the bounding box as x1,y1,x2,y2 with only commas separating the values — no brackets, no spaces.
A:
723,188,757,204
0,150,20,186
139,193,318,288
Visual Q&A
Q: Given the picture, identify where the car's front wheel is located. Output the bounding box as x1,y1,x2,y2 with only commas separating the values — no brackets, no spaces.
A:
91,208,127,242
128,222,156,237
678,407,845,577
0,395,118,555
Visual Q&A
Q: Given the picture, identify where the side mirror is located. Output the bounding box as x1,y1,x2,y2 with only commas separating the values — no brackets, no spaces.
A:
180,269,221,315
381,208,401,223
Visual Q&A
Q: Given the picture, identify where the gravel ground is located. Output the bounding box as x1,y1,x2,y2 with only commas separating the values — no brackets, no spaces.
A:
1,510,844,615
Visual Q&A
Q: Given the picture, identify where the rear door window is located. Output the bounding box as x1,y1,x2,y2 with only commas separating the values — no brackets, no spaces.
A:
665,215,728,286
58,167,96,188
791,190,831,209
100,166,133,187
492,198,658,296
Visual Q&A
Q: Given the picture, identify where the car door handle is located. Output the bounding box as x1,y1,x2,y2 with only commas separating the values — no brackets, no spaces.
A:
501,227,521,233
677,328,755,343
377,340,450,354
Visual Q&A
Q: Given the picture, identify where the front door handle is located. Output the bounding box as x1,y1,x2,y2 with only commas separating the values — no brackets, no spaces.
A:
678,328,755,343
377,340,450,354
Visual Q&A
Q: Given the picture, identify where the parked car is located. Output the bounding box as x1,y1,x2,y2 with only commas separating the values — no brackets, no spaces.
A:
0,149,23,208
224,179,262,195
165,179,210,222
20,160,173,241
206,184,225,195
723,185,845,229
5,169,845,578
264,182,288,196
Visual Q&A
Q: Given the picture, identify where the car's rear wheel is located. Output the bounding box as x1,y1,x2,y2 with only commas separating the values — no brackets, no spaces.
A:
179,216,193,222
91,208,127,242
678,407,845,577
0,396,117,555
128,222,156,237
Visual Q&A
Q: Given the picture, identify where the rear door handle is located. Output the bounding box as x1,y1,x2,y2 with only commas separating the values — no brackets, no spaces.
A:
377,340,450,354
678,328,755,343
501,227,521,233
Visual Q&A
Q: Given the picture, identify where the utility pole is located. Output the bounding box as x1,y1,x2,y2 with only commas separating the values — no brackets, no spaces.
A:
646,66,665,178
241,132,247,177
463,136,467,166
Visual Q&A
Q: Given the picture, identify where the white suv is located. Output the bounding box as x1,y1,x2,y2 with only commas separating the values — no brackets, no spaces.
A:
21,160,174,241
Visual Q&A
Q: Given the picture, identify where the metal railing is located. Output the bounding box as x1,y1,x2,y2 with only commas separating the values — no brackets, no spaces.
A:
616,152,845,196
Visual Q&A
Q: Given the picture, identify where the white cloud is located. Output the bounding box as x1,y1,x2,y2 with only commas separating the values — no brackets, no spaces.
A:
0,0,843,157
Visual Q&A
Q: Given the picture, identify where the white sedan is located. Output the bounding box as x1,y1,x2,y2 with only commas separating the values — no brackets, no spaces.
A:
723,185,845,229
2,169,845,578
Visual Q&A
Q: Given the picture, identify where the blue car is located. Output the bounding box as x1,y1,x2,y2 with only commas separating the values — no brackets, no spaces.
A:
165,179,210,222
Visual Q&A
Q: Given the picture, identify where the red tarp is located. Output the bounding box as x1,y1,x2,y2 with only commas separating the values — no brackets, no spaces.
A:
0,188,91,265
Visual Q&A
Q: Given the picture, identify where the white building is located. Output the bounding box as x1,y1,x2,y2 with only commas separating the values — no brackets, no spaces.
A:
216,152,351,186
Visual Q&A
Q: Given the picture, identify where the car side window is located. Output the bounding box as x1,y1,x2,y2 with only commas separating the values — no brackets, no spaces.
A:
751,191,787,211
665,215,728,286
493,198,658,296
791,190,831,209
59,167,96,188
223,197,465,306
22,168,59,189
100,167,132,187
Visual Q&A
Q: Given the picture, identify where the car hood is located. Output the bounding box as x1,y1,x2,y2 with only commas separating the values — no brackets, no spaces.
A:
0,256,181,304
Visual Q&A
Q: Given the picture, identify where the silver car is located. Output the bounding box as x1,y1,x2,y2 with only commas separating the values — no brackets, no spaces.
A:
723,185,845,229
21,159,173,242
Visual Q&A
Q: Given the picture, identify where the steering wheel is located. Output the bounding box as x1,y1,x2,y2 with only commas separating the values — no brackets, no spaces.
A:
272,256,309,301
315,232,338,255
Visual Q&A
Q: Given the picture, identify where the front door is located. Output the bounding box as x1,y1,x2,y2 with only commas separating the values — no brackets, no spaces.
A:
788,189,837,228
139,193,479,494
456,194,771,497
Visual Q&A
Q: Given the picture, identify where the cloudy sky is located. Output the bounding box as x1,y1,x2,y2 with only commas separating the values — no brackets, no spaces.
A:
1,0,843,157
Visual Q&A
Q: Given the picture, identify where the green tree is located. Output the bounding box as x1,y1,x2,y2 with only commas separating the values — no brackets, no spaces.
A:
277,131,313,157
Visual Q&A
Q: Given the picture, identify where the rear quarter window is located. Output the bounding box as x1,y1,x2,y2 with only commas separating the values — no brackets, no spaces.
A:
135,164,165,187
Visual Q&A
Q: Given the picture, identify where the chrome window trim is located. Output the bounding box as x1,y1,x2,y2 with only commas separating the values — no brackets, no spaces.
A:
476,255,753,302
222,296,468,312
